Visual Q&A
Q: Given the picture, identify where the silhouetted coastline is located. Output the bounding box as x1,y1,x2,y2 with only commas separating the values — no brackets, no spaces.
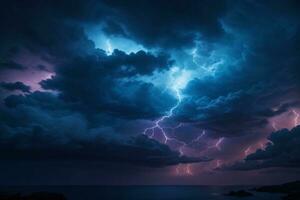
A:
254,181,300,200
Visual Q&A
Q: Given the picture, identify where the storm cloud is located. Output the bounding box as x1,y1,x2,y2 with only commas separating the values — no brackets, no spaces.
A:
1,81,31,93
0,0,300,184
0,91,210,167
225,126,300,170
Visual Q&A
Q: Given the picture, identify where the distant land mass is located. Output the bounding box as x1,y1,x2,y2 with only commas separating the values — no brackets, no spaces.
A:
254,180,300,200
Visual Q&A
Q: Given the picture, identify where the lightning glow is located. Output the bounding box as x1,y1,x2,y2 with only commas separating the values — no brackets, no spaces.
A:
106,39,113,55
292,109,299,127
175,164,193,176
142,66,193,144
142,65,228,176
260,142,265,150
271,121,278,131
244,146,252,156
175,130,207,175
268,140,274,146
165,123,183,132
193,130,206,143
143,88,182,143
215,160,221,168
142,68,210,176
178,130,206,156
186,164,193,175
215,137,224,151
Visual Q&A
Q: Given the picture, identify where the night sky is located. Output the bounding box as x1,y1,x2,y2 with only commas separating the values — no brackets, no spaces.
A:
0,0,300,185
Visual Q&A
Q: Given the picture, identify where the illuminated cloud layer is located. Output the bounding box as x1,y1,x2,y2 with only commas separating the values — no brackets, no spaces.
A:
0,0,300,184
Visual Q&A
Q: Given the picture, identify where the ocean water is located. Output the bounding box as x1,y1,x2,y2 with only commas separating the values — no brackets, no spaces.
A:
0,186,282,200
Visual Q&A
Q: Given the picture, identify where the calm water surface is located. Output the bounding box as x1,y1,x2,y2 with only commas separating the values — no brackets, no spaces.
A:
0,186,282,200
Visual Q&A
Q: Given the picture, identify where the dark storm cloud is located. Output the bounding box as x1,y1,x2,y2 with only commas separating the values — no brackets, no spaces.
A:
173,0,300,137
36,64,50,72
0,0,193,168
0,0,300,178
178,80,300,137
225,126,300,170
0,0,227,51
0,0,175,121
0,130,207,167
0,60,26,71
0,0,105,68
40,49,174,119
0,81,31,93
101,0,227,48
0,92,209,167
257,101,300,117
0,0,176,119
177,90,262,136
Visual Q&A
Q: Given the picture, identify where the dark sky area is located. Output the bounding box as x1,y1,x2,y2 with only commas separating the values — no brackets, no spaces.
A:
0,0,300,185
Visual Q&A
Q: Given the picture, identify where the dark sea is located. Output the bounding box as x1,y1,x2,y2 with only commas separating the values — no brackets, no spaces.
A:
0,186,282,200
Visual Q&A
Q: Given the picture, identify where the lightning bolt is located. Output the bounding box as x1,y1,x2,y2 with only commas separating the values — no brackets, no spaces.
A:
105,39,113,55
244,146,251,156
165,123,183,134
271,121,278,131
260,142,265,150
178,130,206,156
215,159,221,168
142,72,202,176
209,137,224,151
143,89,182,144
175,130,206,175
175,164,180,175
186,164,193,175
142,69,216,176
193,130,206,143
191,47,198,65
178,144,186,156
268,140,274,146
175,164,193,176
292,109,299,127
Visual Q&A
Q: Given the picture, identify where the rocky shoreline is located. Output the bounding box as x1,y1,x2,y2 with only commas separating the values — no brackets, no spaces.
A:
224,180,300,199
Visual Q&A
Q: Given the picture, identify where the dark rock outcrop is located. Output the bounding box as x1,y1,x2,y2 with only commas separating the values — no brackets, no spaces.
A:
281,192,300,200
254,181,300,200
254,181,300,194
